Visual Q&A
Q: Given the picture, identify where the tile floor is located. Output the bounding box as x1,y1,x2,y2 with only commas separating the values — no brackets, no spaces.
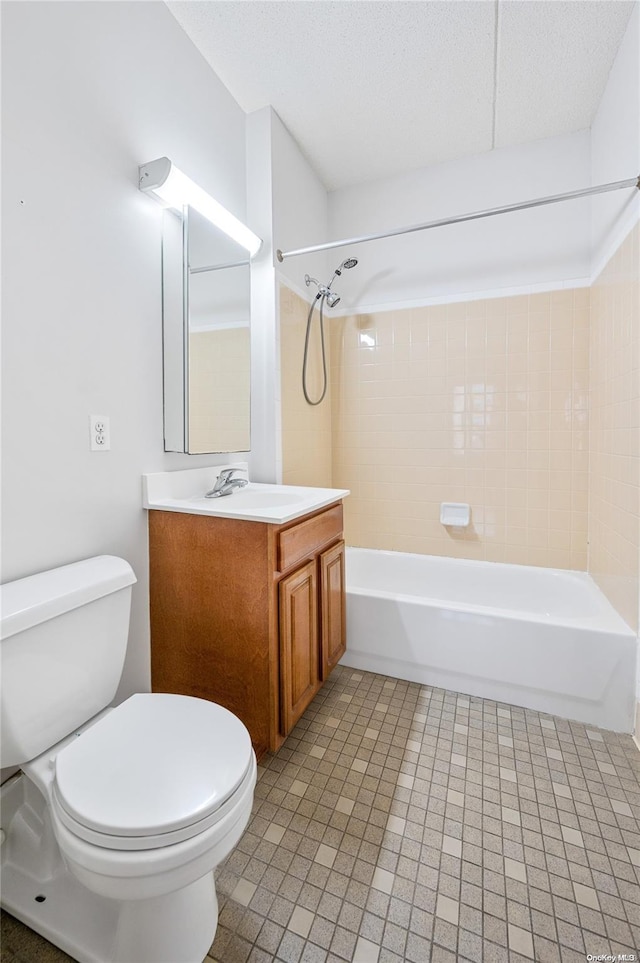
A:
2,665,640,963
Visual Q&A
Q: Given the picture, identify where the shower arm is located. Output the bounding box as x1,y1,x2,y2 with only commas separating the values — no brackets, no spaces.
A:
276,175,640,262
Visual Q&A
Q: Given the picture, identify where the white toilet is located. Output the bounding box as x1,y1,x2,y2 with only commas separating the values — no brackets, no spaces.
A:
0,555,257,963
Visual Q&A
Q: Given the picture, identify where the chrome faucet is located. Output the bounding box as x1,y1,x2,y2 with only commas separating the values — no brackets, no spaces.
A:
205,468,249,498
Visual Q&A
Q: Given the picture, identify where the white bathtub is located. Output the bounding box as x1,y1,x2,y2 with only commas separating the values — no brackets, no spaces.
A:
341,548,637,731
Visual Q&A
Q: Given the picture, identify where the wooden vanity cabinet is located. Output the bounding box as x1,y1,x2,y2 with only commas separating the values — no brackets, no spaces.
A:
149,501,346,760
319,539,347,678
279,560,319,735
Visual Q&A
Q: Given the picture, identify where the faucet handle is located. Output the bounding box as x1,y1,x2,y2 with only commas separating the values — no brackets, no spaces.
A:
204,466,248,498
218,468,238,482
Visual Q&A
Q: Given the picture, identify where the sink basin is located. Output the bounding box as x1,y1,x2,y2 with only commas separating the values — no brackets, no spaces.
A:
143,469,349,524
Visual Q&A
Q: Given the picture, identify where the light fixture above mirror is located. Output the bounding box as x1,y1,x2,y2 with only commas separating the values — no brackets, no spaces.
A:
139,157,262,257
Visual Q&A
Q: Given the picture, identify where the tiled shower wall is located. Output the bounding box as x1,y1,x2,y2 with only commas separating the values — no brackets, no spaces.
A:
588,224,640,631
329,290,590,569
280,226,638,585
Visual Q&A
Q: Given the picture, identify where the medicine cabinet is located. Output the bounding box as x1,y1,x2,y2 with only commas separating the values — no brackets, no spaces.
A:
162,206,251,454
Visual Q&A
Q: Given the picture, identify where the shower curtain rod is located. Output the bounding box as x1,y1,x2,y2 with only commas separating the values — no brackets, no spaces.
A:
276,175,640,262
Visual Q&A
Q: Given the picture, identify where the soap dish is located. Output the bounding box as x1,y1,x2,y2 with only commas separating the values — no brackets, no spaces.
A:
440,502,471,527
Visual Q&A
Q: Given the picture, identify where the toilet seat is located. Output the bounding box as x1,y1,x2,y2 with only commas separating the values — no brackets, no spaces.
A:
52,693,254,851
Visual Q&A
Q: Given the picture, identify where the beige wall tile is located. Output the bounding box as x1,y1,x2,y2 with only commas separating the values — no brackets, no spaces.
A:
279,286,333,487
588,223,640,630
324,289,590,568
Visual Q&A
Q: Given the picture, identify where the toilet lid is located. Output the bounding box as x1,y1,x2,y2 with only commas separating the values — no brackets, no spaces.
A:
53,693,253,838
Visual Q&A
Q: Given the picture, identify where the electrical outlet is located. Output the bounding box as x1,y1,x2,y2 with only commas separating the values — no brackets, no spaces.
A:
90,415,111,451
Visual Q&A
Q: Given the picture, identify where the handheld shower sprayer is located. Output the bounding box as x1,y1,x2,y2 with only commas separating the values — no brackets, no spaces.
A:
302,256,359,405
334,258,359,276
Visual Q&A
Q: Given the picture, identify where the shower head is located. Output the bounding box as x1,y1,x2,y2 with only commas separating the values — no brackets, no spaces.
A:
333,257,358,277
317,284,341,308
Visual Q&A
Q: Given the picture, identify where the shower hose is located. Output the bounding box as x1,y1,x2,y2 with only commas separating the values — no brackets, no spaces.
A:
302,293,328,406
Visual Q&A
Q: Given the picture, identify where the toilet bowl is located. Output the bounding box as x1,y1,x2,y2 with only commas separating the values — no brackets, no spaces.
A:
48,693,257,899
0,556,257,963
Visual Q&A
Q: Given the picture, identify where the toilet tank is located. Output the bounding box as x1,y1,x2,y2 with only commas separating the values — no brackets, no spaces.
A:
1,556,137,768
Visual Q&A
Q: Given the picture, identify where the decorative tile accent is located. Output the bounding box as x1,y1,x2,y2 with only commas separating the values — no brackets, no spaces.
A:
561,825,584,848
504,858,527,883
314,845,337,868
572,883,599,910
353,935,380,962
385,815,406,835
396,773,414,789
232,878,258,906
502,806,521,826
371,868,395,894
442,836,463,858
626,847,640,867
508,922,535,958
288,906,315,939
264,823,287,845
436,894,460,926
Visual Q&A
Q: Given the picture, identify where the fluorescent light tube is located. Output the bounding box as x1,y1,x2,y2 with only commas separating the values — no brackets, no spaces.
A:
139,157,262,258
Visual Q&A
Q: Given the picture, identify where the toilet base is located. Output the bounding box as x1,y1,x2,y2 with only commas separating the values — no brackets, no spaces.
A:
2,862,218,963
0,774,219,963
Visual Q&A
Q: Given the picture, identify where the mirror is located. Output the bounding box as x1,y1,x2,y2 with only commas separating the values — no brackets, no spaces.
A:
162,205,251,453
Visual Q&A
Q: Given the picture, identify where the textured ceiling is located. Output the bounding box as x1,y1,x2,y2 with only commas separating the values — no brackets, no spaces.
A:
167,0,635,191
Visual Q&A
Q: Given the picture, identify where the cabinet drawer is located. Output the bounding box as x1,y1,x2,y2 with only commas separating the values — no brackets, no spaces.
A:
277,504,343,574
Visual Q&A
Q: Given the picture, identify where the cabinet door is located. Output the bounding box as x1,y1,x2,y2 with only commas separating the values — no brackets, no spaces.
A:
320,540,346,680
279,560,321,734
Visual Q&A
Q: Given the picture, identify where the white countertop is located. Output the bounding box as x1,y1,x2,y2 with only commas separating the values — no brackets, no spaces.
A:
143,465,349,524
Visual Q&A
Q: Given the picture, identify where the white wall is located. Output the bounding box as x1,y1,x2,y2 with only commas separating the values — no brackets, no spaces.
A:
590,1,640,277
247,108,280,483
247,107,330,483
1,1,250,700
327,130,592,312
271,112,330,299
